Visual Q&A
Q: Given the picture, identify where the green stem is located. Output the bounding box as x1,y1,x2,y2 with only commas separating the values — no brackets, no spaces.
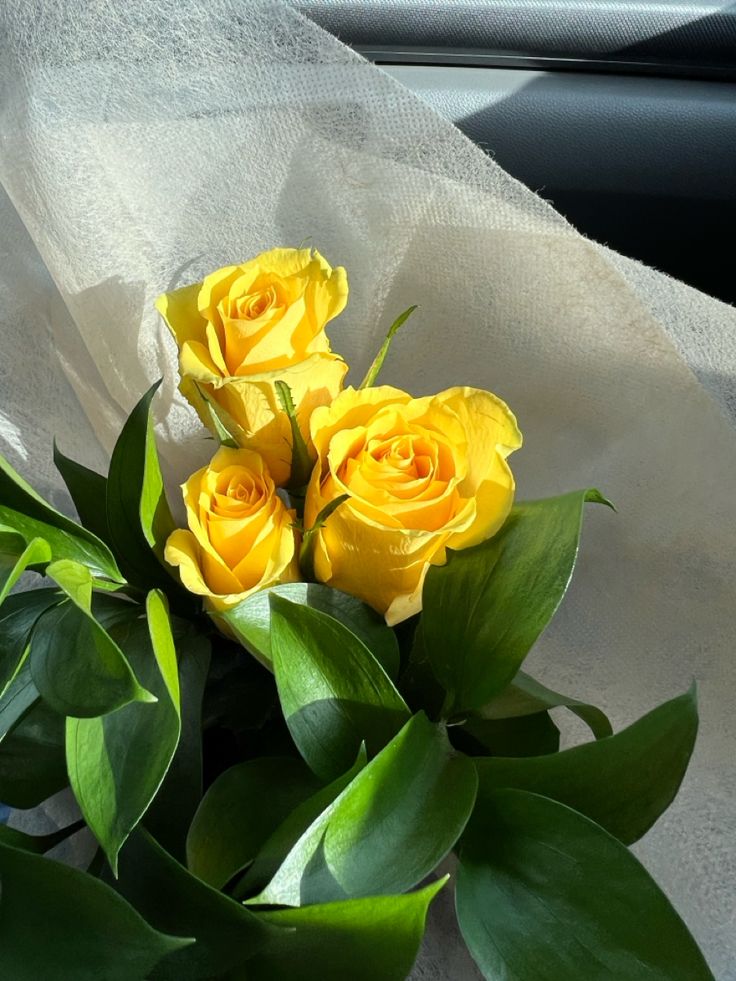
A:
359,305,418,389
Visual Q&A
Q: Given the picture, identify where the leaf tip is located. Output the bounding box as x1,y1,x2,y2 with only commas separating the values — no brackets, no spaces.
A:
136,686,159,705
685,680,700,721
267,591,294,617
585,488,616,512
431,872,451,895
106,850,120,879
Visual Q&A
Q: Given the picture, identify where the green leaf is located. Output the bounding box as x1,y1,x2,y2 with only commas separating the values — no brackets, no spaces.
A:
106,381,177,589
473,687,698,844
270,594,410,781
0,450,122,582
400,619,447,718
0,532,51,606
144,631,210,862
90,591,145,631
359,305,418,389
0,659,39,741
422,489,612,715
299,494,350,581
46,558,96,606
222,581,400,678
457,789,715,981
460,710,560,758
192,383,241,448
53,442,110,543
114,829,274,981
66,611,182,873
0,528,25,585
245,878,446,981
0,823,48,853
30,590,154,718
275,380,313,489
0,588,60,697
186,756,321,890
477,669,613,739
0,592,121,762
146,590,180,709
234,748,367,899
0,698,67,807
0,840,190,980
250,712,477,906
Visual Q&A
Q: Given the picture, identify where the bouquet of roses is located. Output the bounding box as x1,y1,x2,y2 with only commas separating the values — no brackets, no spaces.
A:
0,247,714,979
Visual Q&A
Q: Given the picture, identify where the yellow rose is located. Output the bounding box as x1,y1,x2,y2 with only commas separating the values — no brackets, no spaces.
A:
164,446,299,612
156,247,349,486
304,386,522,625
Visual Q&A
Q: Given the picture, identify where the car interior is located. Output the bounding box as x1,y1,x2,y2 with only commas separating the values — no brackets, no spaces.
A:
295,0,736,306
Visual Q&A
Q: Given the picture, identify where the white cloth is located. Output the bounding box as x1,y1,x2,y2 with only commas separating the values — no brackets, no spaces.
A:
1,2,735,976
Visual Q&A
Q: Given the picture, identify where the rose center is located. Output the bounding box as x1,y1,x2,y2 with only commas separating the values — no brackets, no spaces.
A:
242,286,276,320
210,471,267,517
368,434,437,481
336,428,458,510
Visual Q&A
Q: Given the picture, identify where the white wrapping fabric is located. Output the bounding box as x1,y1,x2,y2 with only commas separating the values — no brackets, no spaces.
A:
1,1,735,976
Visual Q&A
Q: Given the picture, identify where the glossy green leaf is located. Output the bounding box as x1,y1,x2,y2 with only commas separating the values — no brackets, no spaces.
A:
46,558,128,604
460,710,560,758
250,712,477,906
274,380,313,490
0,529,25,588
66,610,182,872
0,532,51,606
186,756,321,890
106,381,177,589
19,600,146,798
30,592,154,717
222,581,400,678
0,658,39,741
0,697,67,807
473,687,698,844
0,449,122,582
0,588,60,696
245,878,446,981
144,632,211,862
193,383,241,448
400,620,446,719
114,829,274,981
270,595,410,781
477,669,612,739
0,840,190,980
89,590,144,631
47,558,97,606
234,748,367,899
146,590,180,708
53,442,110,543
457,789,715,981
422,489,611,714
0,823,46,853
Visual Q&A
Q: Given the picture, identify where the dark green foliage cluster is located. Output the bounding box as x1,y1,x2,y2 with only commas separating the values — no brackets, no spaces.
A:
0,386,713,980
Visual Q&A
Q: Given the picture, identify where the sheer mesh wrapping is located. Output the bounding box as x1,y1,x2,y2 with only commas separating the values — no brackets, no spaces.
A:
1,2,735,976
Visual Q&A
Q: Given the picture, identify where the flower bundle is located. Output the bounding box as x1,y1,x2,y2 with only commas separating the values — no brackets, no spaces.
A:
0,248,714,979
